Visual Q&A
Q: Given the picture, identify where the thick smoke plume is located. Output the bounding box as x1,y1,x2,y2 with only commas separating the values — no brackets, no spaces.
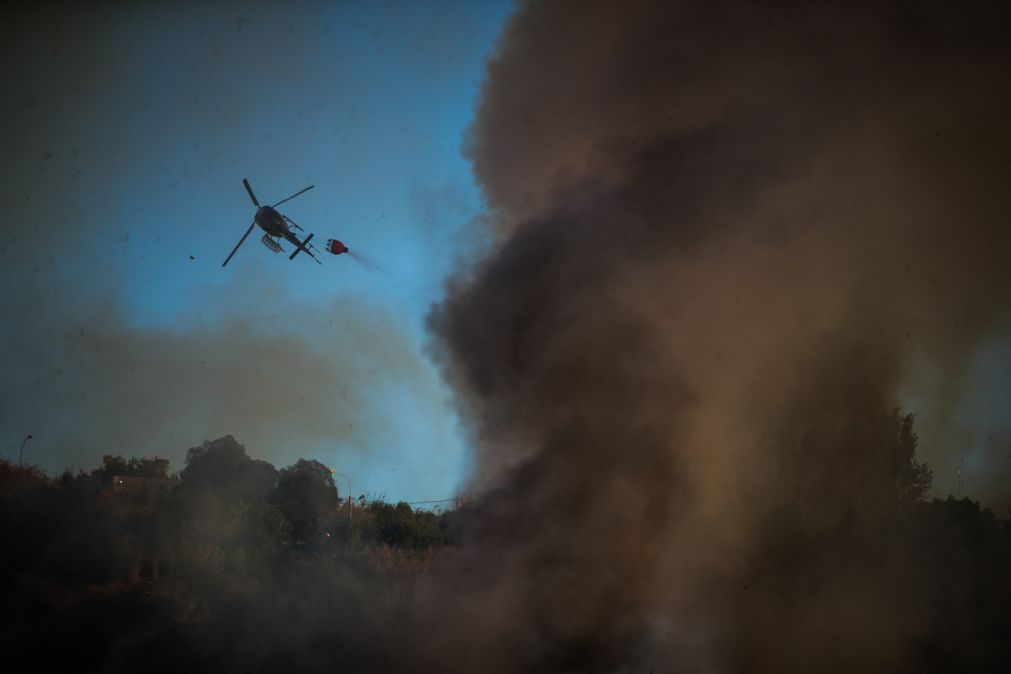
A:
425,0,1011,671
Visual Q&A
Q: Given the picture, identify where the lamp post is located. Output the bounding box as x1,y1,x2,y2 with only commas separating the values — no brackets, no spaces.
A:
330,470,352,522
18,434,33,468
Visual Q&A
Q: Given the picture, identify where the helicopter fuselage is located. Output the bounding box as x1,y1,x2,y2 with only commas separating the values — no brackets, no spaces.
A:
255,205,303,248
255,206,288,236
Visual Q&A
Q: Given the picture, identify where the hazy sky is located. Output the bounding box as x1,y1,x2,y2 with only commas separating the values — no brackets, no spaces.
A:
1,1,512,501
3,1,1008,509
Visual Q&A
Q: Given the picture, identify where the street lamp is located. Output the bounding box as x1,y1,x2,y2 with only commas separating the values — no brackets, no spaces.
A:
18,434,33,468
329,469,352,522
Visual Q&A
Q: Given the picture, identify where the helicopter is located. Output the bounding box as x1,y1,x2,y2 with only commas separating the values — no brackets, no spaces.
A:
222,178,322,267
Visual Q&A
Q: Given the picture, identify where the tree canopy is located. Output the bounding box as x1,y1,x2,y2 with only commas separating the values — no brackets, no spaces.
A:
273,459,340,542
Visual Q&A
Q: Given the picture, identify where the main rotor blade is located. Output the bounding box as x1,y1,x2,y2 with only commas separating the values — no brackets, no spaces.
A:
222,220,257,267
243,178,261,208
272,184,314,208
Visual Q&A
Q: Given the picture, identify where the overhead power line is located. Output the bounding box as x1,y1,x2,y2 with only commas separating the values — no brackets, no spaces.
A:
404,498,457,505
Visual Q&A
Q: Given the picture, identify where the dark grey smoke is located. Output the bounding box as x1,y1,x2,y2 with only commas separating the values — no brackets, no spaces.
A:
425,0,1011,670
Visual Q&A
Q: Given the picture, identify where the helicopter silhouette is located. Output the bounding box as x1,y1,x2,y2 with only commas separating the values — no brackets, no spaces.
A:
222,178,321,267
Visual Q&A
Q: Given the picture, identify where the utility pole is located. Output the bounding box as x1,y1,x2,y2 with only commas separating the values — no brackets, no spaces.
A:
18,434,33,468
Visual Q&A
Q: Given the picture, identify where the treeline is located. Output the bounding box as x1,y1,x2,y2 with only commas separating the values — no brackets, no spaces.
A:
1,421,1010,673
0,435,459,591
0,435,466,672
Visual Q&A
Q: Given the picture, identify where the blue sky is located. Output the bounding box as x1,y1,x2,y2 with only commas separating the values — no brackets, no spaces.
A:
1,1,513,502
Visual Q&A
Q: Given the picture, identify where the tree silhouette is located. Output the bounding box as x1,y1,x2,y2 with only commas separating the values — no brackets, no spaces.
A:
273,459,339,543
165,436,286,578
94,454,170,480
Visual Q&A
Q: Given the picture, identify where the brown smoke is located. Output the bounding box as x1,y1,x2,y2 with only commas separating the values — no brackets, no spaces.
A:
426,0,1011,670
